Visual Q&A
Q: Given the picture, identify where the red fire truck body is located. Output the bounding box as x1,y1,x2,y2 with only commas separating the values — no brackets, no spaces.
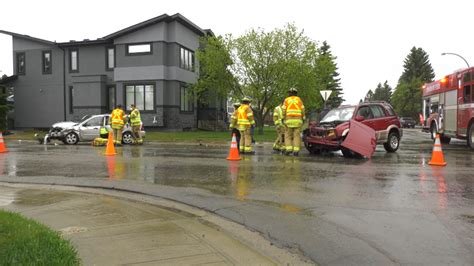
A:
422,67,474,148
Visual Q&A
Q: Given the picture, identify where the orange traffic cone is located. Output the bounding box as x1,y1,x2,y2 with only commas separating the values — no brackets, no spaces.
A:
429,134,447,166
0,132,8,153
104,131,117,156
226,133,241,161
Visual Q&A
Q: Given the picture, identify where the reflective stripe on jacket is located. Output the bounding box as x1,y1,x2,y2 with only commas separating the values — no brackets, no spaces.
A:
283,96,304,118
130,108,141,126
236,104,254,128
100,127,108,135
111,109,125,128
273,105,283,125
229,111,238,128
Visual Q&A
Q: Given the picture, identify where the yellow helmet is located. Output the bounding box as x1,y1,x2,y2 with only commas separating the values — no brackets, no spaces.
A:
242,97,251,103
288,88,298,93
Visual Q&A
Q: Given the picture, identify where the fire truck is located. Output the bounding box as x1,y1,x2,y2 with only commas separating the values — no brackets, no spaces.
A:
422,67,474,149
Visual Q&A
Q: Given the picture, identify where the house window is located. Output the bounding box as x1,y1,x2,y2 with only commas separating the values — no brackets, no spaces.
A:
106,47,115,70
69,49,79,72
180,47,195,71
126,43,152,55
16,52,25,75
125,84,154,111
108,86,116,111
42,50,52,74
69,86,74,114
180,85,193,112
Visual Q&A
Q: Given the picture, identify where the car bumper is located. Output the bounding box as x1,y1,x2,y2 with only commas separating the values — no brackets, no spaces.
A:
304,135,342,150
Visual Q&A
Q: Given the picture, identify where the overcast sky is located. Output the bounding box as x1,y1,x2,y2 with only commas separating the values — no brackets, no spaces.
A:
1,0,473,104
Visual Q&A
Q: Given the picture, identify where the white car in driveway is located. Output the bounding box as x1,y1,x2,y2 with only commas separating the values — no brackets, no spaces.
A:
47,114,145,145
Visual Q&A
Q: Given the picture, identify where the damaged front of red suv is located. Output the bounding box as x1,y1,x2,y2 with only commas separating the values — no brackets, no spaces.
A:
303,106,356,153
304,120,349,151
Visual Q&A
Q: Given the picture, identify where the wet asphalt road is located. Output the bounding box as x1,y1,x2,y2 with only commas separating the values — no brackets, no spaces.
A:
0,129,473,265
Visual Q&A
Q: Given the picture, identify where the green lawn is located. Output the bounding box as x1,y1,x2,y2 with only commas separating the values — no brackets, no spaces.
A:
0,210,80,265
146,126,277,143
5,127,278,143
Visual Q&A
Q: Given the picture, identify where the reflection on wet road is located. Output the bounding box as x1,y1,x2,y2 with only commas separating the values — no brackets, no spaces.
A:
1,129,473,265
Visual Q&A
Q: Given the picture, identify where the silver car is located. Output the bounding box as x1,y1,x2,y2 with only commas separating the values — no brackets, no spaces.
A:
47,114,145,145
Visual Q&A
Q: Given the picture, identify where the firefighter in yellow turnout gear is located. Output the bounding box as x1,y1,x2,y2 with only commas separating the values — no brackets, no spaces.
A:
231,97,255,154
92,126,109,146
273,102,285,153
282,88,305,156
129,104,143,144
109,104,125,145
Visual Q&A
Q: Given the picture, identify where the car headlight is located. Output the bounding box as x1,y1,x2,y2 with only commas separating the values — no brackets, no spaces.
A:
327,129,336,137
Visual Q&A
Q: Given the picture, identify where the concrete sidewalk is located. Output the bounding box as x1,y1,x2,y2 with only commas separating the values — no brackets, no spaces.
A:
0,184,310,265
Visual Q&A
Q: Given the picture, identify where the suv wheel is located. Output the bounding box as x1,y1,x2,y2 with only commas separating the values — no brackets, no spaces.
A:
341,147,362,158
122,132,133,145
384,131,400,152
468,123,474,149
303,130,321,155
63,132,79,145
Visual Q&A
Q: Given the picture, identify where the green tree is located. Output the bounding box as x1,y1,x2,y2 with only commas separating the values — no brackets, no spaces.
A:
392,47,435,118
364,89,374,102
191,35,239,102
232,24,322,134
391,78,423,118
315,41,344,108
192,24,342,134
398,47,435,84
372,81,392,102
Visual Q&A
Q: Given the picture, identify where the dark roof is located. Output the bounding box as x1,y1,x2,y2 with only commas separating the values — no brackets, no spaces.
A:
1,13,209,47
101,13,207,40
58,39,111,47
0,30,55,45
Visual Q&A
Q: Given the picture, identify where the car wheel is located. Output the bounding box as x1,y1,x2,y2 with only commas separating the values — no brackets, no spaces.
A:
384,131,400,152
467,123,474,149
303,131,320,155
122,132,133,145
430,123,437,140
341,147,362,158
341,147,354,158
64,132,79,145
305,143,321,155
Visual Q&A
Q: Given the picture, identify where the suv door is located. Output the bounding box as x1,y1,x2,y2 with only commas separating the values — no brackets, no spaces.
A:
80,116,104,140
369,104,389,142
355,106,375,128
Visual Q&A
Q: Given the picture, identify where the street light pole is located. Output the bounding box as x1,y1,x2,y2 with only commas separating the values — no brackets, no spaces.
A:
441,52,470,68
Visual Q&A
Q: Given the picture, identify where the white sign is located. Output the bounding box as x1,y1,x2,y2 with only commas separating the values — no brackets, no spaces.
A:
320,90,332,101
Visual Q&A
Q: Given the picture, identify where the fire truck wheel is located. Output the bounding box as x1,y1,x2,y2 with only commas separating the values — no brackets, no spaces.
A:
430,123,437,140
468,123,474,149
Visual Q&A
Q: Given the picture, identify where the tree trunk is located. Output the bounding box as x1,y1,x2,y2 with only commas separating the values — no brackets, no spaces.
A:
255,111,264,135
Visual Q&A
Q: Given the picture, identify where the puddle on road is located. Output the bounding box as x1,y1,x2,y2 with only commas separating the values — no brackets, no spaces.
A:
2,142,473,211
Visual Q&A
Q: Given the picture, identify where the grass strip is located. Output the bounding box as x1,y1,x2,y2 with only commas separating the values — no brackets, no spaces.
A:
0,210,80,265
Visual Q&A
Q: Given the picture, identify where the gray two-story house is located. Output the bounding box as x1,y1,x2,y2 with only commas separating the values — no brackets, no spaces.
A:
0,13,226,130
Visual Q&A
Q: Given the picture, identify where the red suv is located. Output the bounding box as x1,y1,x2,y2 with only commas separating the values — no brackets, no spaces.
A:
303,102,403,157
